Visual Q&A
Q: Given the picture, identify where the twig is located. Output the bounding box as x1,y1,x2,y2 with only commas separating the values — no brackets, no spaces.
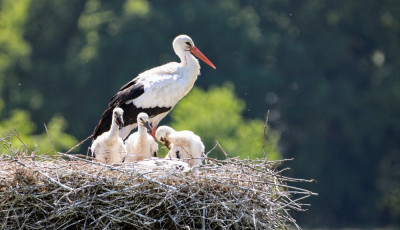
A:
65,134,93,154
59,152,127,173
7,155,74,192
205,142,219,156
44,124,56,154
216,141,230,160
263,110,270,160
11,129,30,153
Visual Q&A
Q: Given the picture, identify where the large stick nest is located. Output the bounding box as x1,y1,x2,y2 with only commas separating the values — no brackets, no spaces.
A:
0,134,316,229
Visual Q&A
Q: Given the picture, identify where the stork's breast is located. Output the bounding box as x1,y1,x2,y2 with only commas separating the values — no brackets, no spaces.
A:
133,75,187,108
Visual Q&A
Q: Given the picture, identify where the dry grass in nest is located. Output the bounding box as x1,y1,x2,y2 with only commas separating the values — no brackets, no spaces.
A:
0,131,317,229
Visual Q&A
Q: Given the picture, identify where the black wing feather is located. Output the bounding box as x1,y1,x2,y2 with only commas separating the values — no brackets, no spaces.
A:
109,79,144,106
93,79,145,139
93,77,172,140
92,106,114,140
120,103,171,128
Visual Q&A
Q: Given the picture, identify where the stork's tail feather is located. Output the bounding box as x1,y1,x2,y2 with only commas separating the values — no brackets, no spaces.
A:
93,106,114,140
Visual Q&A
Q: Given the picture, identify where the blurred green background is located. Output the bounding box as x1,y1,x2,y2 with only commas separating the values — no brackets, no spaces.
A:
1,0,399,228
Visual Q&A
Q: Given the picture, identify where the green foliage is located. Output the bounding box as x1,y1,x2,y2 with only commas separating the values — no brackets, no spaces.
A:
31,115,79,154
169,84,280,160
0,0,31,107
0,100,78,154
0,0,31,71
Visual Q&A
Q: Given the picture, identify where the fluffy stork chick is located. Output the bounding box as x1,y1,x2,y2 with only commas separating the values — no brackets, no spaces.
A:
156,126,205,167
154,125,175,149
125,112,158,162
91,107,127,164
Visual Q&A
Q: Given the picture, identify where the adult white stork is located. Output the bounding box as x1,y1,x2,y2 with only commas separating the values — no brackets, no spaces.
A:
93,35,215,140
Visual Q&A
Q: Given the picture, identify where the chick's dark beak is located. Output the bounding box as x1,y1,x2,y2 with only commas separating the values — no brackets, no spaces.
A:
144,121,152,133
117,116,124,129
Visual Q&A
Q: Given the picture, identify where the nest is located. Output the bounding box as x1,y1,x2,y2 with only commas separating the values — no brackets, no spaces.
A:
0,134,317,229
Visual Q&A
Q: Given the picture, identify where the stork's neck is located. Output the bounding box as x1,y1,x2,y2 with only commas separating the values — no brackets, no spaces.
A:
181,52,200,74
108,119,120,140
136,124,148,144
138,124,148,135
180,52,201,94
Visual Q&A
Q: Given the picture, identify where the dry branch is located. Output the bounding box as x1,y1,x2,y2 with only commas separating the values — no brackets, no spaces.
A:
263,109,270,160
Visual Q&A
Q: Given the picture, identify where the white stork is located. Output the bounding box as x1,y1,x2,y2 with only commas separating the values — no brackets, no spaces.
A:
156,126,205,167
93,35,215,140
91,107,127,164
124,112,158,162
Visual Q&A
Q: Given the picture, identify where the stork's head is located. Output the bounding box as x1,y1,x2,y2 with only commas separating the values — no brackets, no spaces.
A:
172,35,216,69
155,126,175,149
113,107,124,129
137,112,152,133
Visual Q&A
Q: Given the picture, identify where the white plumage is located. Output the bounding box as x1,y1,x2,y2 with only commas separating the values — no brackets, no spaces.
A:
156,126,205,167
91,107,127,164
93,35,216,140
125,112,158,162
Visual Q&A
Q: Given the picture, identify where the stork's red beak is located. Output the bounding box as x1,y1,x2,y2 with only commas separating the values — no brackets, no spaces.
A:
190,46,216,69
149,126,157,140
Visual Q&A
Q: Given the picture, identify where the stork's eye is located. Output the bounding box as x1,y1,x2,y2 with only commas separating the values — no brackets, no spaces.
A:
176,151,181,159
185,42,192,50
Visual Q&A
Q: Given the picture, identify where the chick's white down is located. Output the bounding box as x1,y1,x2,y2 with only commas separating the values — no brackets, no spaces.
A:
91,107,127,164
156,126,205,167
125,112,158,162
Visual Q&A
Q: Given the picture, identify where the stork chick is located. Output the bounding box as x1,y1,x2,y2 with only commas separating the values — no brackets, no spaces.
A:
125,112,158,162
91,107,127,164
156,126,205,167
